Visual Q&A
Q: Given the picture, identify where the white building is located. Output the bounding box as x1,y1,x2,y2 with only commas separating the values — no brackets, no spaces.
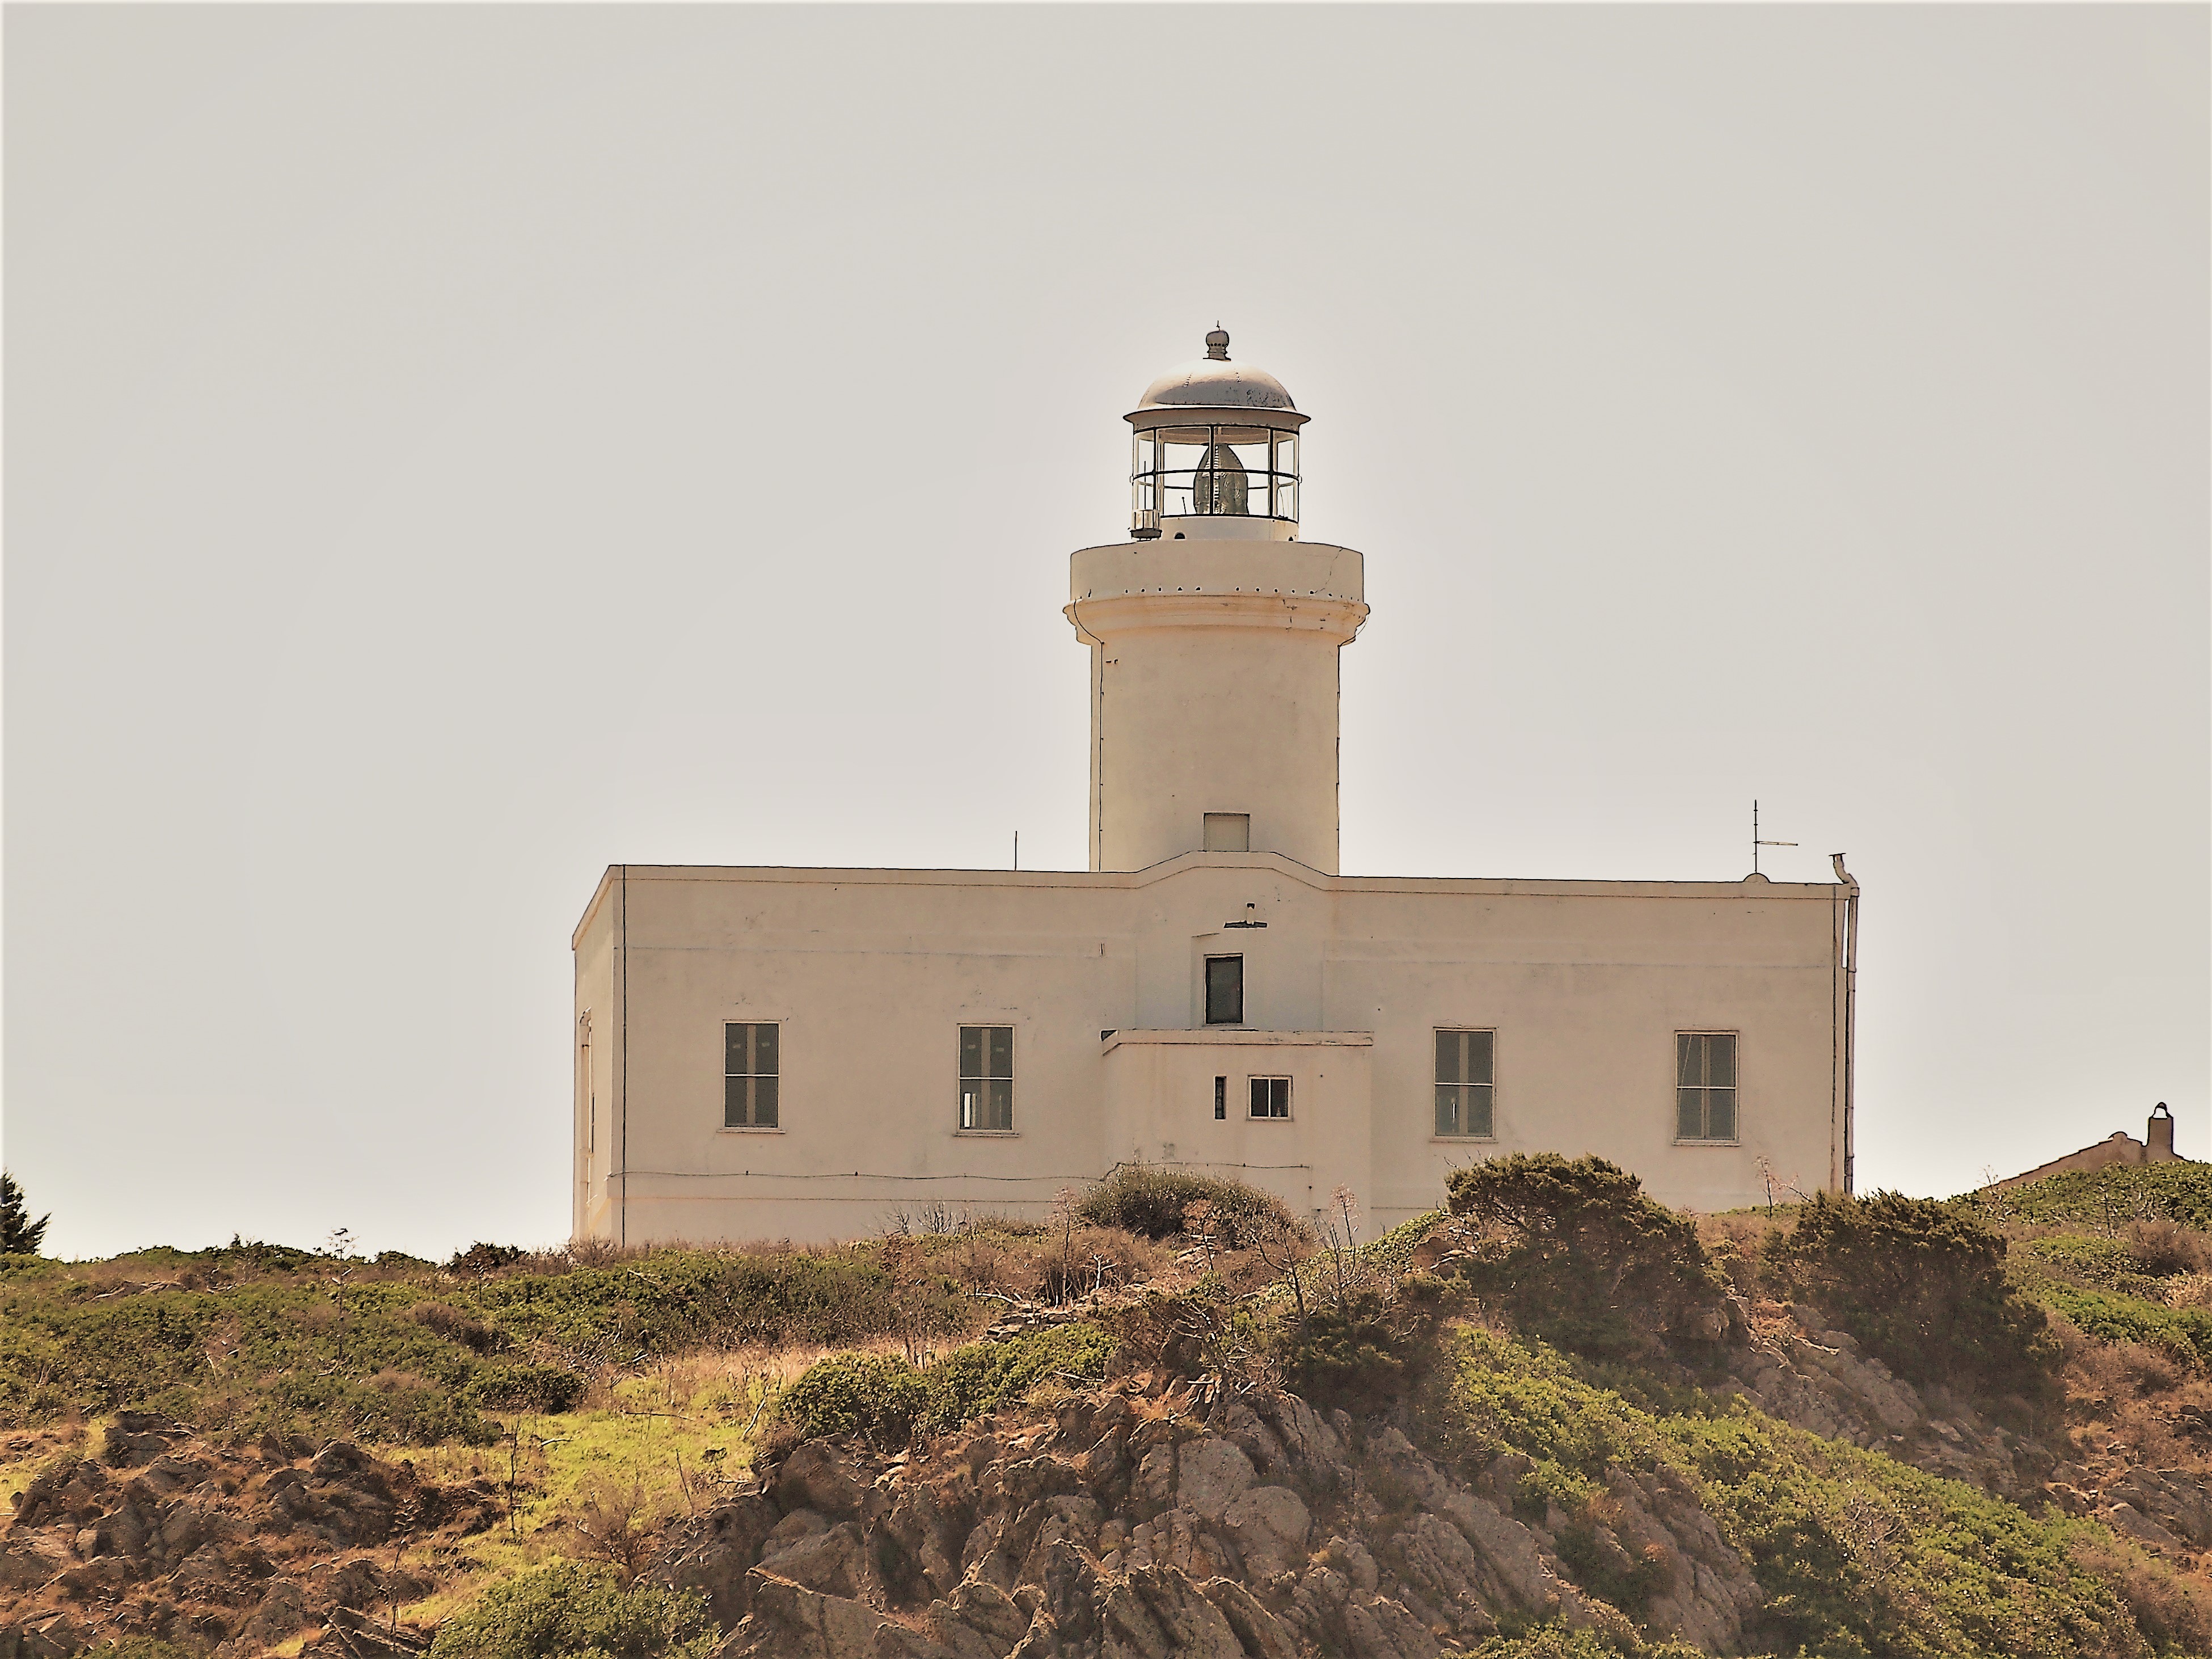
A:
572,332,1859,1245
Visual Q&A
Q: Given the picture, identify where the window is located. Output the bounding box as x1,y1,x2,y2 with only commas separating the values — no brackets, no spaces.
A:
1677,1032,1738,1142
725,1023,779,1129
1203,813,1250,853
1249,1077,1290,1119
959,1025,1014,1131
1214,1076,1227,1120
1435,1029,1495,1138
1205,956,1244,1025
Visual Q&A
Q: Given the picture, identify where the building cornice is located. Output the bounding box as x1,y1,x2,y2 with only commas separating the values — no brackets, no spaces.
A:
589,852,1847,904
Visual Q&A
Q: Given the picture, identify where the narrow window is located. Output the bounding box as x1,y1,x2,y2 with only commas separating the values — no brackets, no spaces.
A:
1248,1077,1290,1119
1676,1033,1738,1142
1214,1077,1227,1120
725,1023,780,1129
1205,956,1244,1025
1203,813,1251,853
959,1025,1014,1131
1435,1029,1495,1138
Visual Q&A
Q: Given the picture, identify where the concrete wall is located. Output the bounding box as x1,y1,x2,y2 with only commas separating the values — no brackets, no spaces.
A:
571,854,1850,1244
1101,1029,1375,1226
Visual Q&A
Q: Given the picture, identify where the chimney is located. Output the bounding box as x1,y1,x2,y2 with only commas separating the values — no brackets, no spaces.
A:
2149,1103,2176,1162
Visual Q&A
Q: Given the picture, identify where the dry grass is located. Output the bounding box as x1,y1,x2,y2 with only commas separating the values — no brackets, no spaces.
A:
2071,1534,2212,1654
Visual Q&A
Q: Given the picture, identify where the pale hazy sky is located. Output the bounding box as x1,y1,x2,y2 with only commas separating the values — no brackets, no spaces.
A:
6,5,2206,1261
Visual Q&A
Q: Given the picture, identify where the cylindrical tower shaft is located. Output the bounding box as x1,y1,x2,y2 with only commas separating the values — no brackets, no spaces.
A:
1069,541,1366,873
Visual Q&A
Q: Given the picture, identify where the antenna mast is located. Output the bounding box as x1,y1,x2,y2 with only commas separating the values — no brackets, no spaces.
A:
1753,800,1797,875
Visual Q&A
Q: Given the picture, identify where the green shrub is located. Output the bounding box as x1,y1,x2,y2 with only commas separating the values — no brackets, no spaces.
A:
75,1641,208,1659
776,1351,929,1448
779,1325,1116,1449
2027,1281,2212,1368
1076,1165,1305,1246
2020,1234,2159,1296
1463,1629,1703,1659
1276,1289,1408,1416
1768,1191,2057,1401
427,1560,719,1659
1445,1155,1723,1360
461,1362,587,1414
923,1323,1113,1432
449,1242,529,1274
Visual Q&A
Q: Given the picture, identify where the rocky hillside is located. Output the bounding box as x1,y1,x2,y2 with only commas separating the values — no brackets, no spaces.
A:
11,1160,2212,1657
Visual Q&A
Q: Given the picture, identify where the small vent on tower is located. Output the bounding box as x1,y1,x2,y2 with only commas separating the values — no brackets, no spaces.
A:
1204,814,1251,853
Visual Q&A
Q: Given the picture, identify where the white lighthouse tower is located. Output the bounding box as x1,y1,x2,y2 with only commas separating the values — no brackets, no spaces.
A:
1066,328,1369,873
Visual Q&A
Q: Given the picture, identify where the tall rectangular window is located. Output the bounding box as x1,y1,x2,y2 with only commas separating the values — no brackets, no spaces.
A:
1676,1032,1738,1142
1435,1029,1495,1138
1214,1076,1227,1120
1205,956,1244,1025
1248,1077,1290,1119
959,1025,1014,1131
725,1023,779,1129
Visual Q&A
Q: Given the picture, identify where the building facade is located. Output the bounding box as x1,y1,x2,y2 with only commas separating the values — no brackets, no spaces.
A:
572,332,1859,1244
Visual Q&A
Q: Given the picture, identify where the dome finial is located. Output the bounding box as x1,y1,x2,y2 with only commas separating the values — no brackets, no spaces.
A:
1205,324,1230,361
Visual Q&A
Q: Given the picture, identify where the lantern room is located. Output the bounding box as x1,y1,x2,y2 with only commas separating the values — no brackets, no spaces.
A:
1128,328,1307,542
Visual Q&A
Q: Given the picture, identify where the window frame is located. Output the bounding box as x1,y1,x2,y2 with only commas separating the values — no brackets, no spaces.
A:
723,1021,782,1132
1204,955,1245,1026
1674,1031,1741,1144
1432,1027,1497,1141
1248,1075,1291,1120
957,1024,1017,1135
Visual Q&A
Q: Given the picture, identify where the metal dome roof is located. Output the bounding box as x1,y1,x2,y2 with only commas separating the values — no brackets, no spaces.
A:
1135,328,1297,413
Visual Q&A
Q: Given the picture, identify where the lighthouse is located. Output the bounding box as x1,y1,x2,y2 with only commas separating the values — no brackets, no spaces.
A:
1067,329,1369,875
571,329,1857,1248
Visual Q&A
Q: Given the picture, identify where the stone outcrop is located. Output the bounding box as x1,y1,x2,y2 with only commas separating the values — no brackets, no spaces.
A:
668,1374,1770,1659
1,1416,496,1658
1720,1302,2050,1501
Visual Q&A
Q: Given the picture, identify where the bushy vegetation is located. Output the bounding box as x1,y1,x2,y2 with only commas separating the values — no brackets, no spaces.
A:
1076,1164,1305,1246
919,1321,1114,1430
772,1351,931,1449
0,1238,976,1445
1424,1324,2173,1659
1446,1155,1724,1360
2029,1281,2212,1370
1461,1624,1703,1658
425,1560,719,1659
1277,1289,1410,1415
1965,1161,2212,1233
74,1642,207,1659
2023,1234,2169,1299
775,1322,1115,1448
1767,1191,2057,1402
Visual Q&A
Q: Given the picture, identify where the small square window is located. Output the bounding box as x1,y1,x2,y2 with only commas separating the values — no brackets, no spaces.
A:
1676,1032,1738,1142
959,1025,1014,1131
725,1022,780,1129
1203,813,1251,853
1205,956,1244,1025
1435,1029,1495,1138
1248,1076,1290,1119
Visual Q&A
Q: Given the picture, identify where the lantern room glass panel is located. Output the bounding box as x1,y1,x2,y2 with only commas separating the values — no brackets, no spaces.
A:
1130,422,1302,532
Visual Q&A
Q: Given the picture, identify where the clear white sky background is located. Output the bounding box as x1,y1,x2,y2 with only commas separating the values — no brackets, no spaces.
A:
5,5,2206,1261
